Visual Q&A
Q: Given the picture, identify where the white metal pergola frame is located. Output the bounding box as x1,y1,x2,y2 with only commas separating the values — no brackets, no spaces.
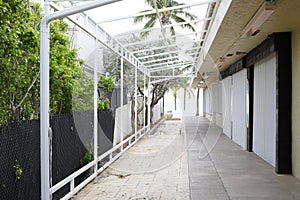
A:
40,0,219,199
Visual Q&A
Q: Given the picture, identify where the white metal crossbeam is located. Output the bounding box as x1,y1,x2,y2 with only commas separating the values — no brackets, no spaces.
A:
142,56,181,65
149,64,192,73
149,62,192,70
124,31,206,47
122,18,210,36
138,47,201,60
145,60,192,68
132,40,203,56
50,2,149,75
96,0,218,24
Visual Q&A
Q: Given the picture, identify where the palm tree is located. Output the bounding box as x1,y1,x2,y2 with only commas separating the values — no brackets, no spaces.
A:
134,0,197,37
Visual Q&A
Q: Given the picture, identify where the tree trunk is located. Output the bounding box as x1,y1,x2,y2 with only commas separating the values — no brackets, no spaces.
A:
130,94,135,133
196,87,200,116
184,88,186,111
174,93,177,110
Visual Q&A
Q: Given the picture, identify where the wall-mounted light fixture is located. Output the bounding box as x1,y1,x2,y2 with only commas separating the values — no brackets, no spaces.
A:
241,0,276,38
215,57,225,68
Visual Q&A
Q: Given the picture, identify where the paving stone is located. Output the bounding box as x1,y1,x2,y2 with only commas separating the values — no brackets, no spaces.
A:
73,117,300,200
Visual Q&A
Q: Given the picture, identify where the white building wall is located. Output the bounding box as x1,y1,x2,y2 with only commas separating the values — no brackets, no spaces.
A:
253,54,277,167
204,88,212,121
211,81,223,127
231,69,247,150
176,88,197,117
292,31,300,179
222,76,232,138
203,81,222,127
164,88,198,119
113,103,132,146
152,101,161,123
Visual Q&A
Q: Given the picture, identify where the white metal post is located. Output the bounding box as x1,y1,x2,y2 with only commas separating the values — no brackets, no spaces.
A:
40,1,123,200
120,54,124,150
143,74,146,133
134,67,138,138
40,11,51,200
147,77,151,130
93,45,98,175
40,1,51,199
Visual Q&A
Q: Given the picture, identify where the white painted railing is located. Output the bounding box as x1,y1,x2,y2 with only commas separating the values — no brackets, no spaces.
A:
50,126,149,200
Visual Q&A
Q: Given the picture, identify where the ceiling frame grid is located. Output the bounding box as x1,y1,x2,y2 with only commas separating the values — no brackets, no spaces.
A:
52,0,219,80
106,0,219,80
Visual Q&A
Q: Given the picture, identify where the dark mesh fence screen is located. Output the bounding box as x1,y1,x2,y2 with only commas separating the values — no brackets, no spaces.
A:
0,110,114,200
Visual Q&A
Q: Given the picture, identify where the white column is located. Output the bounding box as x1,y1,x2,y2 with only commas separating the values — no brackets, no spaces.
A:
143,74,146,132
93,47,98,174
39,1,123,199
40,1,50,199
120,54,124,150
147,77,151,130
135,67,138,138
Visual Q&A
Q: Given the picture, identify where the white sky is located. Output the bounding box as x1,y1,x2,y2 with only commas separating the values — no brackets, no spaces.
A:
85,0,208,37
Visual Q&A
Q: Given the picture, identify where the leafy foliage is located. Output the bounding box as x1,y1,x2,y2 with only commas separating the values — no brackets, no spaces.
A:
134,0,197,37
80,149,94,166
0,0,90,125
0,0,40,124
98,75,114,92
13,160,23,180
98,75,114,110
71,68,94,112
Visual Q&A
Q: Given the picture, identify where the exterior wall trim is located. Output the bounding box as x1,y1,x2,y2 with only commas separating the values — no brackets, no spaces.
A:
220,33,292,174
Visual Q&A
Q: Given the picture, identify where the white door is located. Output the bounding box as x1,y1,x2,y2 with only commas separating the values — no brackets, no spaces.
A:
222,76,232,138
253,54,276,166
232,69,247,150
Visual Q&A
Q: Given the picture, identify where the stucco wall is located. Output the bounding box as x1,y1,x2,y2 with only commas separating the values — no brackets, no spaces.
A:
292,31,300,179
152,102,162,124
113,103,132,146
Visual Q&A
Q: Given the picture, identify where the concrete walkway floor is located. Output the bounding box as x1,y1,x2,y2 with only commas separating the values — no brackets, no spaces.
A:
73,117,300,200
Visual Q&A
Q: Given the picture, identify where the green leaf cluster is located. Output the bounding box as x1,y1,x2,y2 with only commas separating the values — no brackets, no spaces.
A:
13,160,22,180
80,149,94,166
98,75,114,92
97,98,110,110
0,0,91,125
97,75,114,110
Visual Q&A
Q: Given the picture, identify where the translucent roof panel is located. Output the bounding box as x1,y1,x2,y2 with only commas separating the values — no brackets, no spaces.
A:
53,0,218,79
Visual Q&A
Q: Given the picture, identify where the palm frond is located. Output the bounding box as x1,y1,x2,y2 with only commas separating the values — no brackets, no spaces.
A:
171,15,196,32
136,0,197,37
144,0,156,8
140,16,157,38
133,11,156,24
171,14,185,23
181,23,196,32
173,10,198,21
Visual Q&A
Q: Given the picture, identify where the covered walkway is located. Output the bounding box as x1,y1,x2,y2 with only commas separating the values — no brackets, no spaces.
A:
73,117,300,199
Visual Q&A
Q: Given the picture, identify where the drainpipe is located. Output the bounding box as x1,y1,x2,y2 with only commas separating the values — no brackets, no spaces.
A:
40,1,122,200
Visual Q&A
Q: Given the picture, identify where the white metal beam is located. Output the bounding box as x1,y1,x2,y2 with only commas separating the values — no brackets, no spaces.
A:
122,18,210,36
150,75,195,78
137,47,201,60
124,31,206,47
96,0,218,24
50,2,149,76
149,64,192,72
149,75,194,84
145,60,192,68
142,56,181,65
132,38,203,55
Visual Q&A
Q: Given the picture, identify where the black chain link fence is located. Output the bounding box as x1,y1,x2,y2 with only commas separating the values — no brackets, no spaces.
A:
0,110,114,200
